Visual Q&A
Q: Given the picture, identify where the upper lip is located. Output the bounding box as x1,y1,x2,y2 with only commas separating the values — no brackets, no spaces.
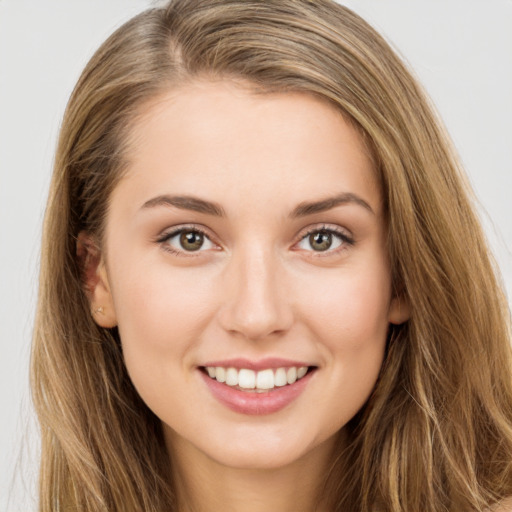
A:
200,357,315,371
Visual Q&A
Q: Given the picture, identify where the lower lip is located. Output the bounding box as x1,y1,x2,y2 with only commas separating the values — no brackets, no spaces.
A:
200,370,314,415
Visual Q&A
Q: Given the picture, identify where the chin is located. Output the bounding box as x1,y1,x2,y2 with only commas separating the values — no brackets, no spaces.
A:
208,445,304,470
181,423,337,472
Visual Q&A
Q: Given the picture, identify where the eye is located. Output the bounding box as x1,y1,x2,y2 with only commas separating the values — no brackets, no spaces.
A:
296,227,353,253
158,227,216,254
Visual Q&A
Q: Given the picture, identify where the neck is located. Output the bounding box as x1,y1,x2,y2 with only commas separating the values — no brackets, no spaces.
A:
166,432,337,512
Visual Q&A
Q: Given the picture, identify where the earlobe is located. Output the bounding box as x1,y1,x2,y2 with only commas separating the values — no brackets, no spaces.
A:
76,232,117,328
388,295,410,325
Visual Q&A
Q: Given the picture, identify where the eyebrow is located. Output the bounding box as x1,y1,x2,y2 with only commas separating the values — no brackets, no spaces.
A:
140,191,374,218
290,192,375,217
141,195,226,216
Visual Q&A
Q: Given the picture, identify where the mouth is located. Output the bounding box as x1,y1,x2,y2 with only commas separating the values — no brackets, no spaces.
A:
200,365,315,392
198,358,318,414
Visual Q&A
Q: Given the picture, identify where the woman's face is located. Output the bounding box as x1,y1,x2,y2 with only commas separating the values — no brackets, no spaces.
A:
91,81,407,470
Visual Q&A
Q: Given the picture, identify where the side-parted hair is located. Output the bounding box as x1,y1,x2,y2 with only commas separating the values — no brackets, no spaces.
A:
31,1,512,510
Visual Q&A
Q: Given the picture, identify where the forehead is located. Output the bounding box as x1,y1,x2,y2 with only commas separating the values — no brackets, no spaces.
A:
115,80,381,218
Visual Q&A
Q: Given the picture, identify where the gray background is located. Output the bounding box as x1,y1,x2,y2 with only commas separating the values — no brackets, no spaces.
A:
1,1,511,510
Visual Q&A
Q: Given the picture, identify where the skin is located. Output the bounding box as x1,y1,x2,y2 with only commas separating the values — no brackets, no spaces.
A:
85,80,409,512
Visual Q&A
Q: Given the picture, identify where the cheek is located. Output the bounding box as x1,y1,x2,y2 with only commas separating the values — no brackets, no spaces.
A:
305,265,392,348
109,260,220,416
110,257,219,379
300,262,391,414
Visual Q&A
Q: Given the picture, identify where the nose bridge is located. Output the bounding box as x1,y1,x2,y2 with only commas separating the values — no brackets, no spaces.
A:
219,241,292,340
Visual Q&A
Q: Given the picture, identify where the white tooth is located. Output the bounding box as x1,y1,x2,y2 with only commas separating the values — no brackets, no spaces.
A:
207,367,216,378
215,367,226,383
226,367,238,386
297,366,308,379
238,369,256,389
256,369,274,390
286,367,297,384
274,367,287,387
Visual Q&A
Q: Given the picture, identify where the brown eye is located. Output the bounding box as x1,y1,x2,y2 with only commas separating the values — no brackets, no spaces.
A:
308,231,332,251
179,231,204,251
296,227,350,254
160,228,215,254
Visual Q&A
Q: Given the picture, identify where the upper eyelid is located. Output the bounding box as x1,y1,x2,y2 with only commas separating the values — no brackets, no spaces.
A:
156,225,219,256
157,224,215,241
295,223,353,241
292,225,355,257
155,223,353,249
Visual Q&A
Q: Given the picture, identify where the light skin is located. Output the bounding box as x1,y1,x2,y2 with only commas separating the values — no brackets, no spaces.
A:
83,80,409,512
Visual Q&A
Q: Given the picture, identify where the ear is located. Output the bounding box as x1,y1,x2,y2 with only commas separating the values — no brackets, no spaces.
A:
388,294,410,325
76,231,117,328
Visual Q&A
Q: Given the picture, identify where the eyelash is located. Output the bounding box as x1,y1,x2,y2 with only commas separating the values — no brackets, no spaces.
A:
156,225,215,257
296,225,355,256
155,224,354,257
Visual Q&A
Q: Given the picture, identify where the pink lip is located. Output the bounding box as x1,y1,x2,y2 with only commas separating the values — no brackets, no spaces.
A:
201,357,311,371
199,367,315,415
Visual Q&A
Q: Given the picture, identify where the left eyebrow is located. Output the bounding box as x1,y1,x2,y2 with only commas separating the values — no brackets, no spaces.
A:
290,192,375,218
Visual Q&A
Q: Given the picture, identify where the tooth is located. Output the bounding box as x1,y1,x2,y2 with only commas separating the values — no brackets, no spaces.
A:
238,369,256,389
286,367,297,384
256,369,274,389
215,367,226,383
211,365,306,388
297,366,308,379
274,367,287,387
226,367,238,386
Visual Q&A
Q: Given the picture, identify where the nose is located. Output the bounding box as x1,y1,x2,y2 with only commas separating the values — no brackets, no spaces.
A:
217,245,294,341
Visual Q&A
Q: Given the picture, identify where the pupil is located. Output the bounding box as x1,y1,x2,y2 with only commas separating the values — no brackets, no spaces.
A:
310,231,332,251
180,231,203,251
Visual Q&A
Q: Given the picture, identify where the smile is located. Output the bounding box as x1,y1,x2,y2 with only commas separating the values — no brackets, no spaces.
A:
199,360,317,415
203,366,310,392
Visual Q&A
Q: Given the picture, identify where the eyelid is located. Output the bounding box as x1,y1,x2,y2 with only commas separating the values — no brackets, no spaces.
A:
154,222,354,257
155,224,221,255
293,224,355,255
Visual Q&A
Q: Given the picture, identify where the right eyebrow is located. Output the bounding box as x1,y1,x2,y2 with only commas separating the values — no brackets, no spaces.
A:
140,195,226,217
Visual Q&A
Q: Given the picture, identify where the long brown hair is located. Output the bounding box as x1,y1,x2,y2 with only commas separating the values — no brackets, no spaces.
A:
31,1,512,510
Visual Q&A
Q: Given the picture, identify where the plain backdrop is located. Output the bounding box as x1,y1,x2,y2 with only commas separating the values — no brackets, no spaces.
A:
1,1,511,510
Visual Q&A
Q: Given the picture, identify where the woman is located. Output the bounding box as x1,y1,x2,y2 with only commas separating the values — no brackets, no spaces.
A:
31,0,512,510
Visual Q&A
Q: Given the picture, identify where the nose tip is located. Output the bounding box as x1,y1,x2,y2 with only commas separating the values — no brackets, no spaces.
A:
226,293,289,341
217,251,293,341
